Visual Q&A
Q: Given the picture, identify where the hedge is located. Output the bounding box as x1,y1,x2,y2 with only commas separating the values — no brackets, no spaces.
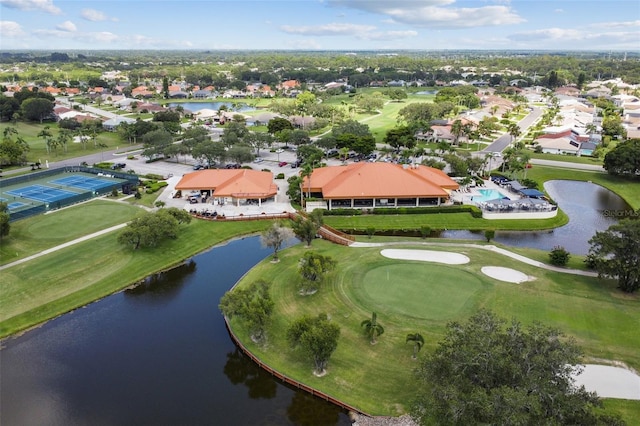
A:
321,205,482,218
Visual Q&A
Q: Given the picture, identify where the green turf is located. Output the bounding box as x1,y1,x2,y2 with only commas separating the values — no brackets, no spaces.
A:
0,199,142,265
324,210,569,232
360,264,485,320
228,240,640,418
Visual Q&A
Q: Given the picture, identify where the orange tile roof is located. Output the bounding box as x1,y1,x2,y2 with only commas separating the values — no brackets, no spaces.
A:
303,163,458,199
175,169,277,198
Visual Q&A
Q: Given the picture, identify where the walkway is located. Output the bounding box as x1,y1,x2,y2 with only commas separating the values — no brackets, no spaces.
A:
0,223,128,271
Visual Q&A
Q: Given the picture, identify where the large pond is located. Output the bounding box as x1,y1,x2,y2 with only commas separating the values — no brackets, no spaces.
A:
0,180,630,424
442,180,631,254
169,102,256,113
0,237,350,426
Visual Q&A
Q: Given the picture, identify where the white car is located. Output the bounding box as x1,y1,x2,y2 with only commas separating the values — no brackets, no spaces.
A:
275,149,284,153
253,157,264,163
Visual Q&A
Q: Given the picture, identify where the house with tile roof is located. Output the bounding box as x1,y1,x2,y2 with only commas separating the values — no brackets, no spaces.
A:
301,162,459,210
175,169,278,207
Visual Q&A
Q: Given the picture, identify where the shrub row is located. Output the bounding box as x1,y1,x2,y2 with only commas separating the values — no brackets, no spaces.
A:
321,205,482,218
144,181,168,194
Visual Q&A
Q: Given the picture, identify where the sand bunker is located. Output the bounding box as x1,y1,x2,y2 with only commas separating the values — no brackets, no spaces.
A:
380,249,470,265
481,266,529,283
574,365,640,400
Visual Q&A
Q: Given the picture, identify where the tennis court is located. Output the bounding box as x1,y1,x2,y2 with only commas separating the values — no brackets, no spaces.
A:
50,175,117,192
6,184,81,203
1,166,139,221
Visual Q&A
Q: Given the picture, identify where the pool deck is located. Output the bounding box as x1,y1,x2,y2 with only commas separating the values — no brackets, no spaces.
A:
451,179,520,206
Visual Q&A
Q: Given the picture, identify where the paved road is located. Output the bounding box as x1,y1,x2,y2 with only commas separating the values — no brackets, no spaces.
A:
482,106,544,155
530,158,605,172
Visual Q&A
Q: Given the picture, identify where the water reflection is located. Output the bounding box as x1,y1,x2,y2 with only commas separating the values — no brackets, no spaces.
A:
1,237,351,426
442,180,630,254
224,348,277,400
125,259,196,299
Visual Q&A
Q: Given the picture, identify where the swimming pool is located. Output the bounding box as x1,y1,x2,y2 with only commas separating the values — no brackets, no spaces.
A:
472,188,510,203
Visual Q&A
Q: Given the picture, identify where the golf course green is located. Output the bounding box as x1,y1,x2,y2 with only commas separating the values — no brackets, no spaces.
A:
228,239,640,418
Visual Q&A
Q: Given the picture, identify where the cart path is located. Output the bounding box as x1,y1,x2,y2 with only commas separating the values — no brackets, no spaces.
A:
0,223,127,271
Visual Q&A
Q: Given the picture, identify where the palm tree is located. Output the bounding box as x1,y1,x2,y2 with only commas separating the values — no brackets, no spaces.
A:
37,126,53,153
507,122,521,144
406,333,424,360
361,312,384,344
450,119,464,146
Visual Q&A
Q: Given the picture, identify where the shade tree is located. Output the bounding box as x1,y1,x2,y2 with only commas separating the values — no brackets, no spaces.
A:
411,310,620,425
260,221,294,262
297,251,336,294
219,279,274,344
587,218,640,293
117,209,184,250
286,313,340,376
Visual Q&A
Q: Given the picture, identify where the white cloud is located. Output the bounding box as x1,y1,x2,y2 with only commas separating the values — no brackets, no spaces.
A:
30,26,193,49
508,26,640,49
588,20,640,29
0,0,61,15
554,9,564,13
280,22,376,36
0,20,27,37
56,20,76,32
81,8,118,22
328,0,524,28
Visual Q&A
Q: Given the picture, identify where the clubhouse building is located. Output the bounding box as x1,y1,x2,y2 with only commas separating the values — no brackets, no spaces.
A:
175,169,278,207
301,163,459,210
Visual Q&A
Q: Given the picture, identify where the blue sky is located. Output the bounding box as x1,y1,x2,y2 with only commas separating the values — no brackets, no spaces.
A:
1,0,638,51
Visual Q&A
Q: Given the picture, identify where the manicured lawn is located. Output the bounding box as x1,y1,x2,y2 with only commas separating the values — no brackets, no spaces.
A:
324,210,568,232
228,240,640,419
0,199,143,265
530,151,604,165
0,218,271,337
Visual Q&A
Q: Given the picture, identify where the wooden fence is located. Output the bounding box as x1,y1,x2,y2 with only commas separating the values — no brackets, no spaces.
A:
192,210,355,246
224,317,370,418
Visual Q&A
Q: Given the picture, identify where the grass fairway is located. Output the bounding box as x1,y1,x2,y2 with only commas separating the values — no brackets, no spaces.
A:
228,240,639,419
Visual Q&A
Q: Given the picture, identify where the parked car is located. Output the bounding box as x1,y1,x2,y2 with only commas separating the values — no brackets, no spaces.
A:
111,162,126,170
275,149,284,153
290,159,302,168
193,164,205,170
278,161,288,167
253,157,264,163
225,163,242,169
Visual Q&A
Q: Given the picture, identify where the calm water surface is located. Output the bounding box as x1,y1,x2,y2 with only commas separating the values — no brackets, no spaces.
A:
442,180,630,254
1,237,350,426
0,180,629,425
169,102,256,113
